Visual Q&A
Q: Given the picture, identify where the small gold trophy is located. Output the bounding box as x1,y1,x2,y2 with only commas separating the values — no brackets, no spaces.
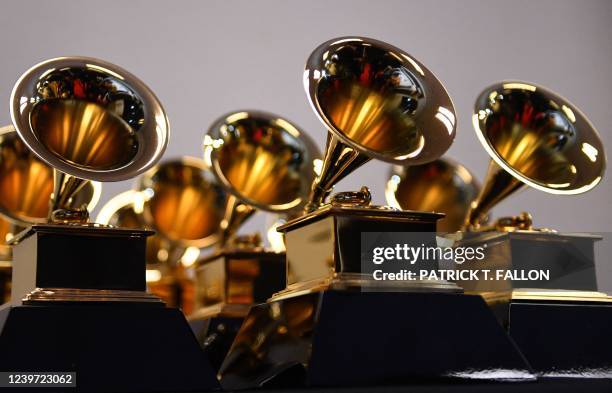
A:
453,81,610,377
0,57,218,391
219,37,533,389
192,110,320,369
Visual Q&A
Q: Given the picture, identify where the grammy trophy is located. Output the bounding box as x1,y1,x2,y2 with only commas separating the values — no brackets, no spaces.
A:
218,37,534,389
452,81,610,377
190,110,320,369
0,57,219,392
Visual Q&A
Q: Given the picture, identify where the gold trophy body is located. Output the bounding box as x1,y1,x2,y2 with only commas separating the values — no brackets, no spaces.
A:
0,125,100,303
452,81,610,377
0,57,218,391
190,110,320,369
219,37,533,389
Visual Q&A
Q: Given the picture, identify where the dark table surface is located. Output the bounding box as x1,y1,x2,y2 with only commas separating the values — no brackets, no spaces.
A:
229,378,612,393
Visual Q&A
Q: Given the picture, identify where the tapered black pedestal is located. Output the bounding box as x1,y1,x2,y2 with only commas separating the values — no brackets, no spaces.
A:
1,224,220,392
190,316,245,371
452,231,612,378
219,290,534,389
507,300,612,378
0,302,218,392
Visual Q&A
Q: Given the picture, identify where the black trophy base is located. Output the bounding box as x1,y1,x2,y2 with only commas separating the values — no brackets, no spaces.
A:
190,316,245,371
219,290,534,389
0,302,219,392
507,300,612,377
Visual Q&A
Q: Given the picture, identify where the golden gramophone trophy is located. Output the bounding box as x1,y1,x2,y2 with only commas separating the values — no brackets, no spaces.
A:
191,110,320,369
451,81,610,377
219,37,533,389
386,158,482,233
96,157,224,314
0,57,218,391
137,156,226,313
0,125,101,304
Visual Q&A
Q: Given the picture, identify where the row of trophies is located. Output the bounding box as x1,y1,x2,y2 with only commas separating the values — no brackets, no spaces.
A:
0,36,608,392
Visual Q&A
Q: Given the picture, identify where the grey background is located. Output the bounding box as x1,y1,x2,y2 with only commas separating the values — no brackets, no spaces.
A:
1,0,611,287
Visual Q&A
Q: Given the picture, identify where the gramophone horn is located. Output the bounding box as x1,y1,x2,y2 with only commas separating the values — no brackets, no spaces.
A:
96,190,146,229
10,56,169,222
0,124,100,303
96,190,184,266
138,157,227,249
304,36,456,210
464,81,606,230
386,158,482,232
96,190,197,310
0,125,101,226
204,110,320,243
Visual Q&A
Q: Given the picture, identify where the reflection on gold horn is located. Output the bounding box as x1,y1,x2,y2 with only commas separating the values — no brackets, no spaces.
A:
10,56,169,224
204,110,320,244
0,125,100,226
386,158,482,232
95,189,197,313
464,81,606,230
138,157,227,249
303,36,456,211
0,125,101,304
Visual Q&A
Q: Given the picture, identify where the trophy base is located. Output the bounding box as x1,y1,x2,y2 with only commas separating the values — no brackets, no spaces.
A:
491,291,612,378
0,302,218,392
189,314,246,371
189,303,251,370
219,289,534,389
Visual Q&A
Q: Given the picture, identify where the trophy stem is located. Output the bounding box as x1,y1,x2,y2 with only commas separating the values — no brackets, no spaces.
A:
306,133,370,212
49,169,90,223
463,160,525,230
219,194,256,246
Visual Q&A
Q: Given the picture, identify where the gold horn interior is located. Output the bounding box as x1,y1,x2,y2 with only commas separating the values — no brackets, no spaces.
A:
386,158,482,232
96,190,182,265
205,110,319,212
465,81,606,229
10,56,169,222
0,125,100,225
304,36,456,209
204,110,320,243
138,157,227,249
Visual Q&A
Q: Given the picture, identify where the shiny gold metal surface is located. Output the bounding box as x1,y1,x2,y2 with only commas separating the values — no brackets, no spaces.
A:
10,56,169,223
96,189,198,312
386,158,481,232
31,99,138,170
0,216,17,304
96,191,165,265
304,36,456,210
0,126,99,304
204,110,320,243
193,247,286,319
0,125,101,225
465,81,606,229
274,203,458,298
139,157,227,248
